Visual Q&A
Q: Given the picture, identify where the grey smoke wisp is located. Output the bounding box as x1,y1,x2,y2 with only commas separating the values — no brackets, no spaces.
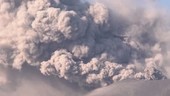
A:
0,0,170,90
0,65,86,96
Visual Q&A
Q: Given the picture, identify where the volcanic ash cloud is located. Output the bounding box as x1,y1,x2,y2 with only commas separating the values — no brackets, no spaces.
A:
0,0,169,88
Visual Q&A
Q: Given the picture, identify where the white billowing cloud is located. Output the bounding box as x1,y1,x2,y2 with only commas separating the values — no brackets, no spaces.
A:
40,49,78,80
0,0,169,89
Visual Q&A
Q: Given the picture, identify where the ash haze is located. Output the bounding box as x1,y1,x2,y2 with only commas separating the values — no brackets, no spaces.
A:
0,0,170,96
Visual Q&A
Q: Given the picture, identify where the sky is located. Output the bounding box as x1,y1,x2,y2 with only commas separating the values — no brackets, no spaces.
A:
158,0,170,9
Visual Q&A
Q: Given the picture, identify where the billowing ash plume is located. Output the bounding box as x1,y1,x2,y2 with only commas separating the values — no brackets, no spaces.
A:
0,0,170,89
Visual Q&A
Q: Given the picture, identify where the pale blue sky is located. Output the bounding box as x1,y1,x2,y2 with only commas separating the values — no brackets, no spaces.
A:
158,0,170,9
